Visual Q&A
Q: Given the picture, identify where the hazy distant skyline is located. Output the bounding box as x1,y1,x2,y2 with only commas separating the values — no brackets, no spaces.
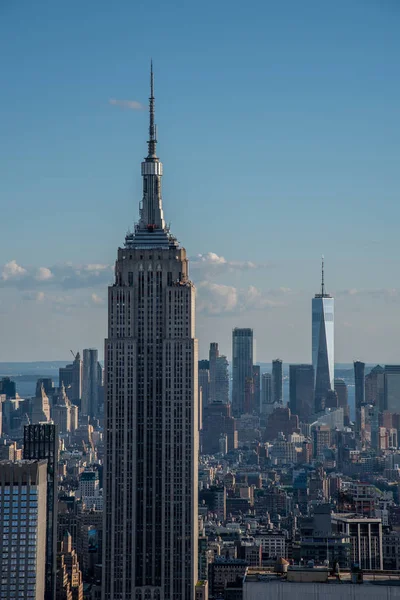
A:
1,1,399,362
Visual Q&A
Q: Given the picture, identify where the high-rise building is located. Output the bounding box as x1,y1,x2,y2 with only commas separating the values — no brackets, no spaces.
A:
23,423,59,600
102,65,198,600
59,531,84,600
59,353,82,405
0,460,48,600
252,365,260,414
384,365,400,413
232,328,254,416
215,355,229,404
0,377,16,399
209,342,219,403
334,378,349,424
365,365,385,411
289,364,314,422
31,383,51,424
82,349,100,419
198,360,210,426
354,361,365,436
312,258,334,409
261,373,272,415
272,359,283,404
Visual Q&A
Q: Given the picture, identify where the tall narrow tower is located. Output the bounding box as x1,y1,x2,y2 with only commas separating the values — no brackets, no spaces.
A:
102,64,198,600
312,257,334,411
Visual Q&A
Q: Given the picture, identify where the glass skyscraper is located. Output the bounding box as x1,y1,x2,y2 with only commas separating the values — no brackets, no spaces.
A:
312,259,334,410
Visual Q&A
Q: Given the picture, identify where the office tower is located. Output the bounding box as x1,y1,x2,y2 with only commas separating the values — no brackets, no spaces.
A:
334,378,349,424
384,365,400,413
325,389,338,410
0,377,16,399
0,460,48,600
23,423,59,600
202,402,238,455
103,65,198,600
261,373,272,415
35,378,55,401
365,364,385,411
272,359,283,404
209,342,219,402
244,376,255,413
31,383,51,423
312,424,331,458
0,399,2,438
59,531,84,600
59,353,82,405
215,355,229,404
252,365,260,414
198,360,210,410
232,328,254,416
312,258,334,408
354,361,365,436
289,364,314,422
82,349,100,419
52,384,78,434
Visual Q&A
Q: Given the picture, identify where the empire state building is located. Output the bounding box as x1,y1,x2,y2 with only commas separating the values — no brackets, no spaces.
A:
102,65,198,600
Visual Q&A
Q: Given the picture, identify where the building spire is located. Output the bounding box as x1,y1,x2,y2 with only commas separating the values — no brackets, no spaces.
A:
147,59,157,159
321,255,325,296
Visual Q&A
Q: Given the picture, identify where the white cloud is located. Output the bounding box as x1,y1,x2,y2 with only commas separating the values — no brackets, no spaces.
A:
197,282,283,315
191,252,262,273
109,98,145,110
91,293,104,305
2,260,27,281
35,267,53,281
0,261,113,290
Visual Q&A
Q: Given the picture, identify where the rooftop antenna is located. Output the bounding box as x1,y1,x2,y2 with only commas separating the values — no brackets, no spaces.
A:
147,59,157,158
321,255,325,296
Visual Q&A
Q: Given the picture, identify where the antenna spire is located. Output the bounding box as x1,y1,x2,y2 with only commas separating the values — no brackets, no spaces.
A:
321,255,325,296
147,59,157,158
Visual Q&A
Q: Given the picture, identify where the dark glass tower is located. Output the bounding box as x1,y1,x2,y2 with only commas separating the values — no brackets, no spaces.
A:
354,361,365,436
23,423,59,600
289,364,314,422
232,328,254,416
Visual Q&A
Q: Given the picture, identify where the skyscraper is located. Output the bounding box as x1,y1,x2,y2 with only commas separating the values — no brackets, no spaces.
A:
272,359,283,404
0,460,48,600
312,257,334,410
289,364,314,422
252,365,260,414
354,361,365,436
384,365,400,413
215,355,229,404
261,372,272,415
232,328,253,416
23,423,59,600
82,348,100,419
59,352,82,405
209,342,219,403
102,65,198,600
365,365,385,411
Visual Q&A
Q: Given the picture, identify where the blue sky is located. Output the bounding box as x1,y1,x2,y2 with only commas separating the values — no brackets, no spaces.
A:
0,0,399,362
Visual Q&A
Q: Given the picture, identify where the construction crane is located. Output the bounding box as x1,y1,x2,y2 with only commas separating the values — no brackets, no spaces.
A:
70,350,76,359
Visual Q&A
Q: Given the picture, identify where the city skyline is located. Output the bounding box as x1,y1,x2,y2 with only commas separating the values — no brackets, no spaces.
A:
1,2,400,362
